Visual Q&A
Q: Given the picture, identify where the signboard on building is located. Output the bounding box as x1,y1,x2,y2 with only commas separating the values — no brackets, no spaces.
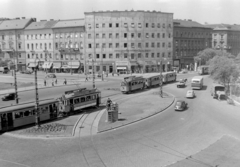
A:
116,61,129,66
173,59,180,67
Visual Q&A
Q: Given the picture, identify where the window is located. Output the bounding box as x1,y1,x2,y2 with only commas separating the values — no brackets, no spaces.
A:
116,43,119,48
17,34,21,39
145,53,149,58
96,54,100,59
169,33,171,38
168,42,171,48
116,23,119,27
138,33,141,38
168,24,171,28
88,44,92,48
44,34,47,38
35,34,38,39
124,53,128,58
124,33,127,38
131,43,135,48
96,34,99,38
138,23,142,28
116,33,119,38
124,23,128,28
157,42,160,48
124,43,127,48
18,43,21,49
27,54,30,59
96,43,99,48
26,35,29,39
131,53,134,59
102,33,106,38
146,23,148,28
109,54,113,58
162,42,165,47
138,43,141,48
31,43,34,50
157,53,160,57
162,33,165,38
49,34,51,38
49,43,51,49
152,23,155,28
146,33,149,38
27,44,29,49
102,43,106,48
145,43,149,48
80,33,83,38
102,23,105,28
109,23,112,28
168,52,171,57
103,54,106,58
131,33,134,38
88,24,91,29
157,23,161,28
163,24,165,28
36,43,38,49
151,53,154,58
152,33,154,38
131,23,134,28
109,33,112,38
96,24,99,28
151,42,155,48
109,43,112,48
75,33,79,38
40,43,42,49
162,52,165,57
138,53,141,58
157,33,160,38
116,53,120,59
88,34,91,39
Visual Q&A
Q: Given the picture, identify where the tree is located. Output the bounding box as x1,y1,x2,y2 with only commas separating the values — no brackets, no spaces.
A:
209,56,239,95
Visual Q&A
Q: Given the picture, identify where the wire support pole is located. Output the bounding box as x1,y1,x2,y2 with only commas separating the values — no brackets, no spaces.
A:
34,68,40,127
160,60,163,98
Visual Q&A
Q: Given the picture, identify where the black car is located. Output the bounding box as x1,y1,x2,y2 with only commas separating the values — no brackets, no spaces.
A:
174,100,187,111
2,93,16,101
45,73,56,78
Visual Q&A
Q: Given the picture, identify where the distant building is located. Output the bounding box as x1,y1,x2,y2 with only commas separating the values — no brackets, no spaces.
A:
204,24,240,56
24,20,58,71
173,19,212,70
52,19,85,73
84,10,173,74
0,17,36,70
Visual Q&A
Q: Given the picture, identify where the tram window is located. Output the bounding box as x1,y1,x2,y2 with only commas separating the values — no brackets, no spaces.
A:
15,112,21,119
81,97,85,102
121,82,126,86
86,96,91,101
74,98,80,104
92,95,96,100
24,110,30,117
70,99,74,104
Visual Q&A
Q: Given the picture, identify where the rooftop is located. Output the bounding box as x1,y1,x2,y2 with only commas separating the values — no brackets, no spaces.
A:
53,19,84,28
84,10,173,15
204,24,240,31
0,18,34,30
173,19,210,28
25,20,58,30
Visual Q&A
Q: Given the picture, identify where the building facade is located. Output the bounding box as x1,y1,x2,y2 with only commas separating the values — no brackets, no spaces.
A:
0,18,35,70
173,19,212,70
84,10,173,74
205,24,240,56
24,20,58,71
52,19,85,73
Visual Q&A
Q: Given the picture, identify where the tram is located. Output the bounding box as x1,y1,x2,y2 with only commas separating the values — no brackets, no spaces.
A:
0,88,101,132
162,72,177,83
197,65,209,75
120,76,145,94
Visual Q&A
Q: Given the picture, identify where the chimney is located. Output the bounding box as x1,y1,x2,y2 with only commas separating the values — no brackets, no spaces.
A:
22,17,26,19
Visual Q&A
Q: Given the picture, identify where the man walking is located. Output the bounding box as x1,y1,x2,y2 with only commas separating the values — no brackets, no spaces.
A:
55,78,57,85
44,79,47,86
52,80,54,86
85,74,88,82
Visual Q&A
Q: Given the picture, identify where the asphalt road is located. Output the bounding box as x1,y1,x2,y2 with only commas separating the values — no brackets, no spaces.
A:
1,73,239,167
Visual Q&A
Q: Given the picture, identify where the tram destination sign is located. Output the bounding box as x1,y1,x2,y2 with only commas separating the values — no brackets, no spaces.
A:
115,49,151,52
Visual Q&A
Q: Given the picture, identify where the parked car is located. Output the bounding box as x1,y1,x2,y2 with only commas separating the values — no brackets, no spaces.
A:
2,93,16,101
174,100,187,111
45,73,56,78
0,66,9,74
20,70,33,74
186,90,195,98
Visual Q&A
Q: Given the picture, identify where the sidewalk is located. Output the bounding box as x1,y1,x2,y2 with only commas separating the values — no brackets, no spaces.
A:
4,89,175,139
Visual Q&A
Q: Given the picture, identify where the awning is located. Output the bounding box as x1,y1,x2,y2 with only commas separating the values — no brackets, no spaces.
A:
145,61,155,65
130,61,138,66
42,62,48,68
53,62,62,69
46,62,53,69
28,62,38,68
68,61,80,69
117,66,127,70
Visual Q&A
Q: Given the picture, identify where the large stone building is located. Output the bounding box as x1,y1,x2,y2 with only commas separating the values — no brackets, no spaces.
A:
52,19,85,73
0,18,35,70
173,19,212,70
84,10,173,74
204,24,240,56
24,20,58,71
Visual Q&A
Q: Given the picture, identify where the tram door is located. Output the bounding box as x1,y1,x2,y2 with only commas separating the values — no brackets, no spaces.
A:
7,113,13,128
1,114,8,131
49,105,54,119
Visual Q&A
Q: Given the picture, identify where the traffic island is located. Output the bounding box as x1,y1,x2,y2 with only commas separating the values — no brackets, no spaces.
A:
98,90,175,133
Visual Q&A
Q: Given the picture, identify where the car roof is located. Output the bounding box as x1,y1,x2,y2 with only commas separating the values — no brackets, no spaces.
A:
176,100,185,103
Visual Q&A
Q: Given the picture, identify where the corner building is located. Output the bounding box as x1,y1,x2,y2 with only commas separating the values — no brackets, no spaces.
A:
84,10,173,74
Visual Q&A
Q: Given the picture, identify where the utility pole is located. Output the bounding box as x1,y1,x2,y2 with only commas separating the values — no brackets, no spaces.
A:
93,13,96,88
159,60,163,98
12,49,18,104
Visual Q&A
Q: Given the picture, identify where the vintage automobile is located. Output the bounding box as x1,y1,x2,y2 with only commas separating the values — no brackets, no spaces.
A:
174,100,187,111
2,93,16,101
186,90,195,98
45,73,56,78
177,78,187,88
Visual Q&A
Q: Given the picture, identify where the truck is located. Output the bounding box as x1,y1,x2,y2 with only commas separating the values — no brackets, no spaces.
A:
210,83,225,99
0,66,9,74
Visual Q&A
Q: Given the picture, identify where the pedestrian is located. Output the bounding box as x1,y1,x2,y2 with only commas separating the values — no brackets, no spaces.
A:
112,72,114,76
85,74,88,82
44,79,46,86
106,98,112,110
117,72,120,76
52,80,54,86
55,78,57,85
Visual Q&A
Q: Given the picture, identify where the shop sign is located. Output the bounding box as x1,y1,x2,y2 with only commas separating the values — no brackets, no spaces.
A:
116,61,129,66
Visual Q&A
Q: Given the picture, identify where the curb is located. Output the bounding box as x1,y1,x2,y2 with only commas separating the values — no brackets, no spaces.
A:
97,92,175,133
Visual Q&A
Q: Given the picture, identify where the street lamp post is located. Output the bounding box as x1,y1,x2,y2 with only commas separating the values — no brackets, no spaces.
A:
92,58,95,88
159,60,163,98
11,49,19,104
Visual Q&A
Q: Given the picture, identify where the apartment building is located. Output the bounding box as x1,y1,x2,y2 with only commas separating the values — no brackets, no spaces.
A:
0,18,35,70
173,19,212,70
205,24,240,56
24,20,58,71
84,10,173,74
52,19,85,73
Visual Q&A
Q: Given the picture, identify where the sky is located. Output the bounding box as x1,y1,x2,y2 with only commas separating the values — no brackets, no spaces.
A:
0,0,239,25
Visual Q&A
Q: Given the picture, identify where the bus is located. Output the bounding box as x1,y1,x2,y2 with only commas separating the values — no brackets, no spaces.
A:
191,76,204,90
197,65,209,75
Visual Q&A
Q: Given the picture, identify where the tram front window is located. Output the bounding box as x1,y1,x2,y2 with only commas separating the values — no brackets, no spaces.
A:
121,82,126,86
